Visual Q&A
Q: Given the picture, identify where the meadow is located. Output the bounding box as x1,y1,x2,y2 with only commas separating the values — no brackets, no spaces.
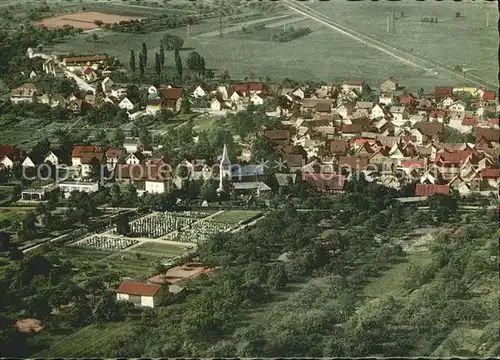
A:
43,1,496,91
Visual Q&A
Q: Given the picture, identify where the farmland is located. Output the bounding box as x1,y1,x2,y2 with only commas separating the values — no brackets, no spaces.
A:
37,12,144,30
42,1,497,91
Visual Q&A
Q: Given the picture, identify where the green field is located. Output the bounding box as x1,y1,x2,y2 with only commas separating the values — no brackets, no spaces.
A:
209,210,262,224
130,241,190,256
0,208,28,224
34,321,137,357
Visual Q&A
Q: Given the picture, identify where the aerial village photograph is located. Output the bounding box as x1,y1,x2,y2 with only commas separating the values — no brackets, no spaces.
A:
0,0,498,357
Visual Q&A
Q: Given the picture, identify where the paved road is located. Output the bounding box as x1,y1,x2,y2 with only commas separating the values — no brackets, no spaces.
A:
284,0,497,89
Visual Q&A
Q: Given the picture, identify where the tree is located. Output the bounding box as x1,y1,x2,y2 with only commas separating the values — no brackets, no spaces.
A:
186,51,205,76
94,20,103,27
139,52,145,77
267,263,288,289
141,42,148,67
155,52,161,76
113,128,125,147
159,41,165,68
174,49,183,80
220,69,230,82
115,214,130,236
92,293,122,323
250,136,276,163
200,179,218,202
162,34,184,51
0,231,10,252
129,50,136,73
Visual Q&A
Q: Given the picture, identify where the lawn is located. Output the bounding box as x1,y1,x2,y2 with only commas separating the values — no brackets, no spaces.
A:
130,241,190,257
193,115,221,132
0,209,28,225
363,250,432,298
103,251,162,279
34,321,137,357
208,210,262,224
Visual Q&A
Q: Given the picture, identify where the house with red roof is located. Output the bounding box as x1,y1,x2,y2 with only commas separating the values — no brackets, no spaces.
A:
0,146,21,168
233,83,263,96
83,66,99,81
476,128,500,147
428,110,446,123
303,173,347,192
116,281,166,308
399,93,416,106
415,183,450,197
434,86,453,101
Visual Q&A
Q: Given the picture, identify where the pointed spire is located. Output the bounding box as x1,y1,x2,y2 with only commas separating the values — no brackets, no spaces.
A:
221,143,231,167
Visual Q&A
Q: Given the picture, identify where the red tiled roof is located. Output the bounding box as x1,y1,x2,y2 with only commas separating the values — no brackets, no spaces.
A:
461,116,477,126
0,146,20,157
354,138,376,146
303,173,347,191
476,128,500,143
415,184,450,196
65,55,107,63
415,122,444,136
248,83,264,91
80,152,105,165
489,118,499,126
84,67,95,75
428,110,445,118
482,90,496,101
282,154,305,168
401,160,425,168
344,80,364,86
434,86,453,100
435,150,476,165
329,140,348,154
399,94,415,104
105,147,122,159
161,87,183,100
339,156,369,170
341,124,363,133
481,168,500,179
116,281,161,296
263,129,291,141
72,146,101,158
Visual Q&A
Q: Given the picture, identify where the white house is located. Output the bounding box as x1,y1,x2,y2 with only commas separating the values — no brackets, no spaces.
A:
440,96,455,109
111,88,128,98
370,104,385,119
291,87,305,100
125,152,145,165
116,281,164,308
379,92,393,106
124,137,141,154
58,181,99,198
390,106,407,122
192,85,209,98
0,156,15,168
342,80,364,94
145,178,170,194
44,151,62,166
22,156,36,168
449,100,466,113
211,98,222,112
10,83,38,104
250,93,265,106
29,70,37,79
118,97,135,111
230,91,244,104
100,77,114,94
215,85,229,100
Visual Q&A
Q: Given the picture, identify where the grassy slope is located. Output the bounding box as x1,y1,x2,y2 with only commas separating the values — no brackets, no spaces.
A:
209,210,262,224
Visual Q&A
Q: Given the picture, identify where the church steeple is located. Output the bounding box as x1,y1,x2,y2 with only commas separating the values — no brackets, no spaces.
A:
217,144,231,193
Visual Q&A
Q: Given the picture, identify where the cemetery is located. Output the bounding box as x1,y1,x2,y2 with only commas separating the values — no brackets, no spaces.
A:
73,235,139,251
114,213,197,238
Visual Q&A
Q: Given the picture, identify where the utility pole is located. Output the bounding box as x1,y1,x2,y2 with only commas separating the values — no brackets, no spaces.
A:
187,23,190,38
392,6,396,33
219,1,223,38
486,12,489,28
386,16,390,33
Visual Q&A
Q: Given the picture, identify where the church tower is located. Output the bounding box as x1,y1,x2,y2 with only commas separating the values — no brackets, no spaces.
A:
217,144,231,193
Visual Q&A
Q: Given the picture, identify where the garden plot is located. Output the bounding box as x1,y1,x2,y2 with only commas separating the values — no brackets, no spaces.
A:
114,213,197,238
72,235,138,251
163,221,234,244
174,210,218,219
